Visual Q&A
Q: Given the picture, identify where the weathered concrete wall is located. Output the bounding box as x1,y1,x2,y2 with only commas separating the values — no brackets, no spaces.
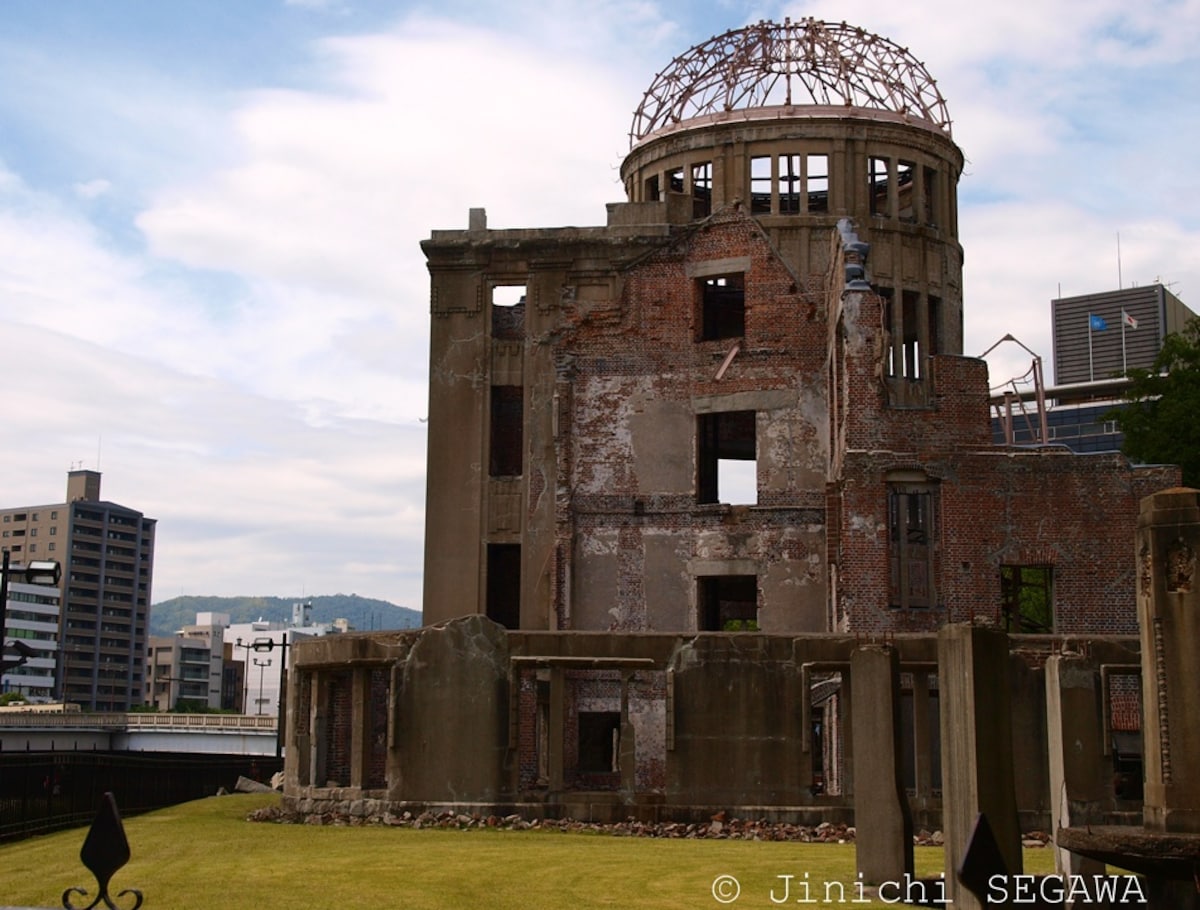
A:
394,616,511,801
285,620,1140,835
667,635,810,806
1137,487,1200,833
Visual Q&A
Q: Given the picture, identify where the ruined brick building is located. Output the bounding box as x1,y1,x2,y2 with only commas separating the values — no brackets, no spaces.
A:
284,20,1177,824
420,20,1173,638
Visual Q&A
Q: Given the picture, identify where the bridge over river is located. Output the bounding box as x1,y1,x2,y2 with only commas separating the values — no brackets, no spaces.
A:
0,712,279,755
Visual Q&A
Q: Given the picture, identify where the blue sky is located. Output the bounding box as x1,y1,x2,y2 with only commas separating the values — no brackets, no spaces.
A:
2,0,1198,610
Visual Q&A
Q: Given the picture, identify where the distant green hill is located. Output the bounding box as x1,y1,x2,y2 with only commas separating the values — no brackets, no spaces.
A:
150,594,421,637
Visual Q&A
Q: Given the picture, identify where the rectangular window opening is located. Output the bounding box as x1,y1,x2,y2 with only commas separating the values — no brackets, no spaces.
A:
691,161,713,218
698,274,745,341
888,485,935,608
807,154,829,213
485,543,521,630
697,410,757,504
577,711,621,774
901,290,921,379
645,173,660,202
491,284,526,340
489,386,524,477
869,157,890,217
928,296,941,357
698,575,758,631
922,166,937,226
897,160,917,222
779,154,802,215
750,156,772,214
1000,566,1053,633
668,167,684,194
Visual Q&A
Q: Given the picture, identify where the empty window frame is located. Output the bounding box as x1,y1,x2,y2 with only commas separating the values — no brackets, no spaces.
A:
491,284,526,339
806,154,829,213
691,161,713,218
486,543,521,630
698,274,745,341
897,160,917,222
697,410,757,504
922,166,938,226
1000,566,1053,633
668,167,685,194
883,289,925,379
779,154,803,214
577,711,621,773
489,386,524,477
869,156,890,216
698,575,758,631
644,173,661,202
750,156,772,213
888,485,935,608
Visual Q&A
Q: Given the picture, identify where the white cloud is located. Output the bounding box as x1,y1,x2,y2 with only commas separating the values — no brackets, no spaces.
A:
73,178,112,200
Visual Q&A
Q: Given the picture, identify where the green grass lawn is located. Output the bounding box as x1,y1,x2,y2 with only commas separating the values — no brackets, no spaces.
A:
0,794,1056,909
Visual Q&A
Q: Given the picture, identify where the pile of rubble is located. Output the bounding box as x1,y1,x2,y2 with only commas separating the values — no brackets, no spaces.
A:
246,805,1047,846
247,805,858,840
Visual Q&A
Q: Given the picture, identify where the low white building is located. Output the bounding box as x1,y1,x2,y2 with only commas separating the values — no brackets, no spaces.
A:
225,603,347,717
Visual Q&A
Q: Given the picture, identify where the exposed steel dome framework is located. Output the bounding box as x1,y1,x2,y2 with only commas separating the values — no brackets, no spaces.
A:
630,18,953,146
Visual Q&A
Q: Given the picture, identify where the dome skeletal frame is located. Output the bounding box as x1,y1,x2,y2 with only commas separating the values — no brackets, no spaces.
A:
630,18,952,147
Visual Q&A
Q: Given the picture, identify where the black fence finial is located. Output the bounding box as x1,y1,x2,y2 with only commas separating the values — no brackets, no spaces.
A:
62,792,143,910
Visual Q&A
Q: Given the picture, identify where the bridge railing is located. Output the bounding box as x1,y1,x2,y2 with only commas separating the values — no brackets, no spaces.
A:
0,713,277,731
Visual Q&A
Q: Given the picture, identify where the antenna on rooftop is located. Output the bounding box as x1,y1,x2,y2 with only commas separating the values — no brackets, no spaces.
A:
1117,232,1123,290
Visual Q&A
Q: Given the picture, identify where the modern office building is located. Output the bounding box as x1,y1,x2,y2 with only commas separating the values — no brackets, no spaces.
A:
1052,283,1193,386
991,284,1197,451
0,470,155,711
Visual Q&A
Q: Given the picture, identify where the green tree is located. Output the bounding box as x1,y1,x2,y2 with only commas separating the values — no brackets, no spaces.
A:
1115,317,1200,488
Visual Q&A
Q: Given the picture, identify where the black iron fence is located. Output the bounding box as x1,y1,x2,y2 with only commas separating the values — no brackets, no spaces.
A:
0,751,282,842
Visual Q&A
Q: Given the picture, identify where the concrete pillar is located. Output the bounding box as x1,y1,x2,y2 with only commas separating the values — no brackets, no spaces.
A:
311,674,329,788
548,666,565,792
912,672,933,800
839,667,853,797
1138,488,1200,833
1044,654,1108,900
287,669,310,788
619,670,636,794
851,645,914,884
349,667,369,789
938,624,1021,910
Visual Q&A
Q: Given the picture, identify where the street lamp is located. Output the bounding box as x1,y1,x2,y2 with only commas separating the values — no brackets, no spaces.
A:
0,550,62,681
235,633,290,757
252,657,272,716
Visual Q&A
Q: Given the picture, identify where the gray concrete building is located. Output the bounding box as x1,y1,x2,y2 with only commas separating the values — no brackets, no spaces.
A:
0,470,155,711
1053,283,1194,386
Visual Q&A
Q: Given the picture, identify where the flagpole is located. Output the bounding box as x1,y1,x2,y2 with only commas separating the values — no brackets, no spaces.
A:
1121,317,1127,375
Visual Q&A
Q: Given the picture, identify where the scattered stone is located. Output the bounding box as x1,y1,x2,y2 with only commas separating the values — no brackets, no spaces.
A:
243,806,1048,849
234,775,275,794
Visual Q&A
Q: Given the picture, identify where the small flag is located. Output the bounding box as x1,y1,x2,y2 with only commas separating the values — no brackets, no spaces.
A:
1089,314,1108,331
1122,310,1139,329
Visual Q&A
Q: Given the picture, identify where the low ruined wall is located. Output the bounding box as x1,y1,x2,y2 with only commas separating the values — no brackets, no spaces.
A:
283,618,1139,831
